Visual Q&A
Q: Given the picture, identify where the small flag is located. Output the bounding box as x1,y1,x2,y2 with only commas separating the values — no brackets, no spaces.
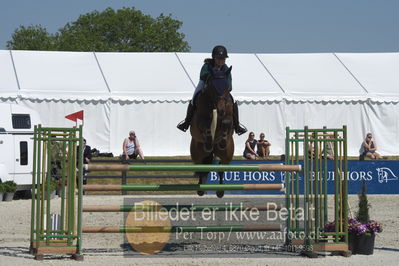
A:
65,110,84,122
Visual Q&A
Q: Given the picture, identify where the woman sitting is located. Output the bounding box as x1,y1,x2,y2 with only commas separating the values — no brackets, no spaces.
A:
362,133,382,159
243,132,257,160
256,133,271,160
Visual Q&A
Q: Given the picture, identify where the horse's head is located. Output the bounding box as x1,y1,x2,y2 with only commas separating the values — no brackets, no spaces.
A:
204,66,233,117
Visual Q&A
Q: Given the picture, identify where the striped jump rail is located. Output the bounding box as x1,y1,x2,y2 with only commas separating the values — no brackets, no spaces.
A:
85,164,302,172
83,183,284,192
82,225,282,233
83,203,282,212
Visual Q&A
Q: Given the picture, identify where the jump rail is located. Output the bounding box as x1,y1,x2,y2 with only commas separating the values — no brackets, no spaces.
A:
82,203,282,212
85,163,301,172
83,183,284,191
82,225,282,233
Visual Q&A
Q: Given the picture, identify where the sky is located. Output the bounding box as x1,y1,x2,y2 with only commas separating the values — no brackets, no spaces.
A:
1,0,398,54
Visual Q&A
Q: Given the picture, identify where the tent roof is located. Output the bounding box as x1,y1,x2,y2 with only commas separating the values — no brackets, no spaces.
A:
257,53,367,97
1,50,399,102
336,53,399,97
0,51,19,95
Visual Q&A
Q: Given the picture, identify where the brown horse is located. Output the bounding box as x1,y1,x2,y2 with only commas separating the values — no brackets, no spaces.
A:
190,66,235,198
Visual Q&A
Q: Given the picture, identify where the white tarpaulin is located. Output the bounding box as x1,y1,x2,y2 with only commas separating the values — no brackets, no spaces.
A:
1,50,398,157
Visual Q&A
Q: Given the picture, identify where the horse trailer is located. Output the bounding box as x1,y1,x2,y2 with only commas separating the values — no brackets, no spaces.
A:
0,103,41,191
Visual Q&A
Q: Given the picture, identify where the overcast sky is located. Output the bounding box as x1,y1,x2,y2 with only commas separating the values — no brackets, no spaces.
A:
1,0,398,53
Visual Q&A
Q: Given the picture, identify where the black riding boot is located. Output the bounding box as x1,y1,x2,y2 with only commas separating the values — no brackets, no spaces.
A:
233,102,247,135
177,102,195,132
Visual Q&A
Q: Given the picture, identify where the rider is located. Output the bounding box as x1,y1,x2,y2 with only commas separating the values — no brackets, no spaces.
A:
177,45,247,135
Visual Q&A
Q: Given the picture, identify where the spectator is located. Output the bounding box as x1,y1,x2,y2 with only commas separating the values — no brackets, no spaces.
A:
123,130,145,161
50,135,62,180
362,133,382,159
79,138,92,164
308,133,316,160
323,136,335,160
257,133,271,160
243,132,257,160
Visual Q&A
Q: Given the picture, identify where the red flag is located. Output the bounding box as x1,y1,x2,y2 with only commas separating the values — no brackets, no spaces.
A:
65,110,84,122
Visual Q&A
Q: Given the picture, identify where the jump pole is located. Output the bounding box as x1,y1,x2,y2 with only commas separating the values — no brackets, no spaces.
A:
85,164,301,172
83,203,282,212
83,183,284,192
82,225,282,233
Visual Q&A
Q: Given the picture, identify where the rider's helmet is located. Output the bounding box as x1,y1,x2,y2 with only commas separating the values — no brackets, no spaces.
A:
212,45,228,59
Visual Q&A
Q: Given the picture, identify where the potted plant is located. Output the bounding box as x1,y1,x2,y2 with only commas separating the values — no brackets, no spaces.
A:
324,182,383,255
45,179,58,199
3,180,17,201
350,182,383,254
0,183,5,201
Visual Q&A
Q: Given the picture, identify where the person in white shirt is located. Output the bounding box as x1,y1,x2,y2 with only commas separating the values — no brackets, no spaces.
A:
123,130,144,160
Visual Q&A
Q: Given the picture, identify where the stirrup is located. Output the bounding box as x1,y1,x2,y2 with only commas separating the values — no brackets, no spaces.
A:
235,124,248,136
177,120,189,132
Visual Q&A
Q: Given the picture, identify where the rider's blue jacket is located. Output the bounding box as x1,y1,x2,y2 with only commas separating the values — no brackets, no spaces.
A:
199,59,232,90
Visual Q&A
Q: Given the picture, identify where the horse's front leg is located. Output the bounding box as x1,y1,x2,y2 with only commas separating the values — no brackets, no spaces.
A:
215,143,234,198
216,167,224,198
196,171,208,196
217,117,233,151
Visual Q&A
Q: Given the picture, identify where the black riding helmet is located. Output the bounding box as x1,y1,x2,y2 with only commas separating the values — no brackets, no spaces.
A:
212,45,228,59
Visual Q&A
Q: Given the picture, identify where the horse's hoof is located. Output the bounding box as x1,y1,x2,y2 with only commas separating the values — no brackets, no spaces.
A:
197,190,205,196
216,191,224,198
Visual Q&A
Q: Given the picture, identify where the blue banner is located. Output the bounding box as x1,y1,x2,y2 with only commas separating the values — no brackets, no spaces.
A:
207,160,399,194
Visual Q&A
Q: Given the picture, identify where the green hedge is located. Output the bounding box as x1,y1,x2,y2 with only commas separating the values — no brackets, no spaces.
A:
0,183,5,193
2,180,17,193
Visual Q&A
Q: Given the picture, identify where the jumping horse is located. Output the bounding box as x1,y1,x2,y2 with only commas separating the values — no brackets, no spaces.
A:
190,66,234,198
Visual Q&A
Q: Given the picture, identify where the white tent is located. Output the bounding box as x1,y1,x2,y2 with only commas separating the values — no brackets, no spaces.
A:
1,50,399,156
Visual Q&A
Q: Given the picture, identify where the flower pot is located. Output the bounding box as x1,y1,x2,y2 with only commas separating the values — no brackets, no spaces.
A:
349,234,356,253
3,192,15,201
349,233,375,255
356,233,375,255
0,192,3,202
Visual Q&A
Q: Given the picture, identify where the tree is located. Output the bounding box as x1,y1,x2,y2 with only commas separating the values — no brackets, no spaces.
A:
7,7,190,52
356,181,370,223
6,25,58,50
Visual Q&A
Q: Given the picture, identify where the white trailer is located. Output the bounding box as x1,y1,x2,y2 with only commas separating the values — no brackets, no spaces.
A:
0,103,41,190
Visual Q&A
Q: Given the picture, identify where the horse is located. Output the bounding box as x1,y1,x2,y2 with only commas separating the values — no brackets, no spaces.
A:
190,66,235,198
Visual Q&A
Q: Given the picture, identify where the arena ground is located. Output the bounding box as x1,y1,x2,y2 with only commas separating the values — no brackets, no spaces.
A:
0,194,398,265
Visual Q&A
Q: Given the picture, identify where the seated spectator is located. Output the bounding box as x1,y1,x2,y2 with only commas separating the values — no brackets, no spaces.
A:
123,130,145,161
257,133,271,160
322,136,334,160
243,132,257,160
81,138,92,164
362,133,382,159
50,135,62,180
308,133,316,160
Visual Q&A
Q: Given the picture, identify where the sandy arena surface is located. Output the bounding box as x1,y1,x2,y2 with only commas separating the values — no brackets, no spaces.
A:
1,194,398,265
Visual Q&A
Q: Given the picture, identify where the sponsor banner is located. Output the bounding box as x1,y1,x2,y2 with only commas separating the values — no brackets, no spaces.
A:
207,160,399,194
